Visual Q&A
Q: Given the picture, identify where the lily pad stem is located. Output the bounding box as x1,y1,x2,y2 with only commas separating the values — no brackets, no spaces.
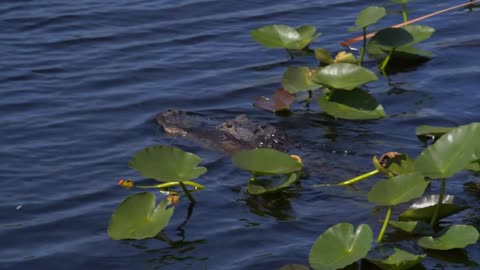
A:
359,27,367,66
380,49,394,71
337,169,379,186
137,181,205,191
377,206,392,242
402,4,408,22
180,182,196,204
430,178,446,226
305,90,313,110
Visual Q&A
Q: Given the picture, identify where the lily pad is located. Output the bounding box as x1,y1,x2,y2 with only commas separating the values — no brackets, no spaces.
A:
317,88,386,120
314,48,334,64
251,24,321,50
309,223,373,270
108,192,174,240
388,220,433,235
367,248,425,270
399,195,468,221
232,148,302,175
368,172,430,206
312,63,377,90
129,145,207,182
418,225,479,250
373,152,415,177
415,123,480,179
334,52,356,64
247,173,299,195
282,66,320,93
254,88,296,113
350,6,387,31
416,125,454,142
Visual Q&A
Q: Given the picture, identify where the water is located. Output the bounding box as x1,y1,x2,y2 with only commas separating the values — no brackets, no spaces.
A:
1,1,479,269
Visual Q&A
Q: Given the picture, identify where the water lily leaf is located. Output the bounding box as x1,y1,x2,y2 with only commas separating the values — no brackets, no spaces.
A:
314,48,334,64
418,225,479,250
388,220,433,235
309,223,373,270
108,192,174,240
312,63,377,90
350,6,387,31
247,173,298,195
254,88,295,113
232,148,302,175
367,28,414,57
416,125,454,142
368,172,430,206
317,88,386,120
367,248,425,270
415,123,480,179
129,145,207,182
251,24,320,50
399,195,468,221
402,25,435,45
465,154,480,171
334,51,357,64
282,66,320,93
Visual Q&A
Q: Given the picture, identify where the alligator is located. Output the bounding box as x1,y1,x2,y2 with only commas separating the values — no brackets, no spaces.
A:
155,109,289,154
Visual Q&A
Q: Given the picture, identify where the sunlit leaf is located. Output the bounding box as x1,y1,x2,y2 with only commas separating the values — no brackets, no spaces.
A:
368,172,430,206
309,223,373,270
312,63,377,90
415,123,480,179
418,225,479,250
232,148,302,175
108,192,174,240
314,48,333,64
334,51,357,64
317,88,386,120
399,195,468,221
129,145,207,182
367,248,425,270
416,125,454,142
251,24,320,50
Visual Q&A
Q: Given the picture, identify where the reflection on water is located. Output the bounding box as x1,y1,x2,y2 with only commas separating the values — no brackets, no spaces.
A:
240,186,302,220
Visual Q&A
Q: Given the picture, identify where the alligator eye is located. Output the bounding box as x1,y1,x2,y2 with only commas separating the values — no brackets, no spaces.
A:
226,122,233,128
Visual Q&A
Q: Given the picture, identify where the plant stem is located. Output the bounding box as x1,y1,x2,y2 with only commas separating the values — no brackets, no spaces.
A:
377,207,392,242
380,49,394,71
337,169,379,186
137,181,205,190
430,178,446,226
286,49,295,60
402,3,408,22
359,27,367,66
305,90,313,110
180,182,196,204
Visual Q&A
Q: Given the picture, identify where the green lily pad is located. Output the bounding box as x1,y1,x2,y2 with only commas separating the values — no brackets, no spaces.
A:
416,125,454,142
232,148,302,175
399,195,468,221
350,6,387,31
282,66,321,93
388,220,433,235
312,63,377,90
129,145,207,182
317,88,386,120
367,28,414,58
367,248,425,270
309,223,373,270
247,173,299,195
368,172,430,206
314,48,334,64
108,192,174,240
418,225,479,250
402,25,435,45
465,154,480,171
334,51,357,64
415,123,480,179
251,24,321,50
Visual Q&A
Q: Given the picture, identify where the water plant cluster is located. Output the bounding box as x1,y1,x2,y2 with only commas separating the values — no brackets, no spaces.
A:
108,1,480,269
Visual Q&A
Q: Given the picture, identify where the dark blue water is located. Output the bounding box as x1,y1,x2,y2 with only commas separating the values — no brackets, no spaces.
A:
1,1,479,269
